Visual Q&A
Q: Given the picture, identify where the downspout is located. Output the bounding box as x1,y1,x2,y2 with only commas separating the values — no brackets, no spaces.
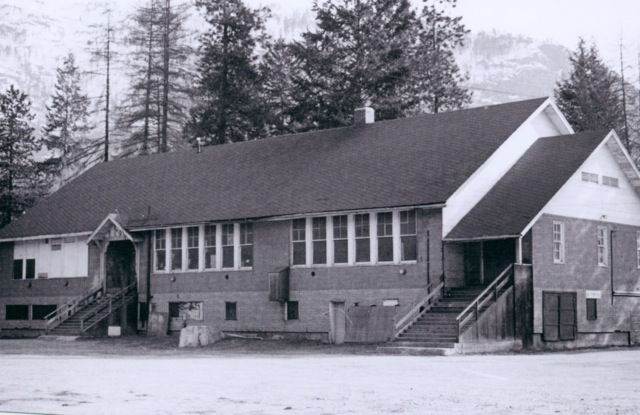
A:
610,230,615,305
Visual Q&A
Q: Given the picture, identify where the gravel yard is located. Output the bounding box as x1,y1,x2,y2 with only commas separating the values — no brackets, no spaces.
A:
0,337,638,415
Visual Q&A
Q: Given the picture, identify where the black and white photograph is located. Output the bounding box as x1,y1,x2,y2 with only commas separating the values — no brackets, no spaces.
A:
0,0,639,414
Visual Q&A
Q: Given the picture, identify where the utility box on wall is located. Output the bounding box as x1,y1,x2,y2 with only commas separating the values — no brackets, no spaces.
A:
268,266,289,302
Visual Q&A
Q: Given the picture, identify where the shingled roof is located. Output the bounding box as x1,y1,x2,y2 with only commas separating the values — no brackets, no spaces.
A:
0,98,548,240
445,130,609,241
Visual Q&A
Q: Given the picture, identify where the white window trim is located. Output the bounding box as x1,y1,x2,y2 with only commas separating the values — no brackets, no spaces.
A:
597,226,608,267
153,223,253,273
291,209,418,268
552,221,565,264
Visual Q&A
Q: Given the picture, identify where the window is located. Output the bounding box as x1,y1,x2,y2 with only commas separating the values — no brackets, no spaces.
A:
204,224,216,269
292,218,306,266
637,231,640,269
377,212,393,262
171,228,182,271
586,299,597,321
13,260,23,280
543,292,576,341
222,224,235,269
187,226,199,270
312,217,327,264
333,215,348,264
225,302,237,321
32,305,57,320
25,259,36,279
355,214,370,263
240,223,253,267
400,210,417,261
5,305,29,320
155,230,166,271
168,301,203,320
581,171,599,183
597,226,608,266
12,259,35,280
602,176,619,187
553,221,565,263
286,301,299,320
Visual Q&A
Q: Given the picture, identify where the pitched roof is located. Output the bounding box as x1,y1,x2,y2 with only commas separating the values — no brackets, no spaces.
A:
0,98,548,240
445,130,609,241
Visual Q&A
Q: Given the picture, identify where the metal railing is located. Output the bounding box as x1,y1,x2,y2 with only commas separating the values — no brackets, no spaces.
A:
455,264,514,341
44,285,104,332
79,282,137,332
394,276,445,337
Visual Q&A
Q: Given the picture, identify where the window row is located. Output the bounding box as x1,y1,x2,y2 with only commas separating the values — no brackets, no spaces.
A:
155,223,253,272
5,304,57,320
552,221,609,266
292,210,417,267
166,300,299,322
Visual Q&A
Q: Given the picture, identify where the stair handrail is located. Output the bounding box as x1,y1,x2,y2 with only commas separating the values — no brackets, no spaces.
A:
394,277,445,336
80,281,137,332
44,284,104,332
455,264,514,340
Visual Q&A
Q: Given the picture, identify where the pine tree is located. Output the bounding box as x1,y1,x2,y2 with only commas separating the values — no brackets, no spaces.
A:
187,0,271,145
118,0,194,157
411,0,472,114
290,0,419,130
0,86,44,227
42,52,91,182
555,39,624,137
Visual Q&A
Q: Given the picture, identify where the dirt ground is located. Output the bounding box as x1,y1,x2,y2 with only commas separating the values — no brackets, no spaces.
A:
0,336,639,415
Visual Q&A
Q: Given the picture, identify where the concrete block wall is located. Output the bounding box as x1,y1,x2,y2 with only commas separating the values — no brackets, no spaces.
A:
532,214,640,347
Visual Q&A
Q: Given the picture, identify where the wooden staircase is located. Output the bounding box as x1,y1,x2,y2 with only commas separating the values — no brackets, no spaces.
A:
44,282,137,337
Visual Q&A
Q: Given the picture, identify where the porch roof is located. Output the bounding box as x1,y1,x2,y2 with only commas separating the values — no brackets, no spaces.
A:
444,130,608,241
0,98,548,240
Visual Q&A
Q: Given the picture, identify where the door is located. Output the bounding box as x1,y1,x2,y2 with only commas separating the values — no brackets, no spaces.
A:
329,301,346,344
464,242,483,286
543,292,576,341
105,241,136,292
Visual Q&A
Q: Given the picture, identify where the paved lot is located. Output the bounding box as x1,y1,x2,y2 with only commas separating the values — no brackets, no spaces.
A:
0,338,638,415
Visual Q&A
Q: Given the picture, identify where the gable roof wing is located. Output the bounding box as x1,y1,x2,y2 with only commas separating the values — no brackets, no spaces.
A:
0,98,549,240
444,130,609,241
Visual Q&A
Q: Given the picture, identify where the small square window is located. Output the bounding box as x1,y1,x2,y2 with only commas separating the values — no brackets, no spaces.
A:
225,302,237,321
586,299,597,321
286,301,299,320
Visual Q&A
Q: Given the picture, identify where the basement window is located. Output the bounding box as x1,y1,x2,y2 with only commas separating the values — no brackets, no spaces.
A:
225,302,237,321
286,301,299,321
5,305,29,320
586,299,597,321
32,305,57,320
169,301,203,321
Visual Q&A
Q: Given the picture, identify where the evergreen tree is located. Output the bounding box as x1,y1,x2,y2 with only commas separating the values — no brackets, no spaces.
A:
290,0,419,130
42,52,91,181
0,86,44,227
118,0,194,157
555,39,624,138
411,0,472,114
187,0,271,145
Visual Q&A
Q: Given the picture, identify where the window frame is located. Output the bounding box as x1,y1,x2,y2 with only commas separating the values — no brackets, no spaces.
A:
552,221,565,264
597,226,608,266
285,301,299,321
225,301,237,321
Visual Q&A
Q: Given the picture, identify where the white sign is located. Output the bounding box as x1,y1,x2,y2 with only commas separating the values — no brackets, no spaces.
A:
586,290,602,299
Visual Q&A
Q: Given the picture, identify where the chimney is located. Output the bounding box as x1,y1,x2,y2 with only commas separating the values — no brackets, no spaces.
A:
354,107,375,125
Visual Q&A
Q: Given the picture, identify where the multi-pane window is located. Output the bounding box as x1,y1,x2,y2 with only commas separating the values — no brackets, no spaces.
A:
312,217,327,264
553,221,565,264
240,223,253,267
333,215,348,264
355,214,370,263
292,218,306,265
187,227,199,270
155,229,166,271
204,224,216,269
13,259,36,280
154,223,253,272
581,171,599,183
377,212,393,262
400,210,417,261
602,176,619,187
171,228,182,271
222,224,235,269
597,226,608,266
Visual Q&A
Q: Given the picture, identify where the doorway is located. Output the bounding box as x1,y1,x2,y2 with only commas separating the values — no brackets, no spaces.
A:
105,240,136,293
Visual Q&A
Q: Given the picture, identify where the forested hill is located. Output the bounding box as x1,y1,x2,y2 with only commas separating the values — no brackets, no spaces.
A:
0,0,569,133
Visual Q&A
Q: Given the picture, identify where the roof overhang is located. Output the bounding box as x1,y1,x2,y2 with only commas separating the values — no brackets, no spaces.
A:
443,234,521,243
0,231,92,243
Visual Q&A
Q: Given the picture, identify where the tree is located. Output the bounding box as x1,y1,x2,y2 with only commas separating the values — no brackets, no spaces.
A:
187,0,271,145
411,0,472,114
289,0,420,130
555,39,624,139
118,0,194,157
0,86,44,227
42,52,91,182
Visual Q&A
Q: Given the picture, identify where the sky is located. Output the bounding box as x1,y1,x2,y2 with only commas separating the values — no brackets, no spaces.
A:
252,0,640,76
